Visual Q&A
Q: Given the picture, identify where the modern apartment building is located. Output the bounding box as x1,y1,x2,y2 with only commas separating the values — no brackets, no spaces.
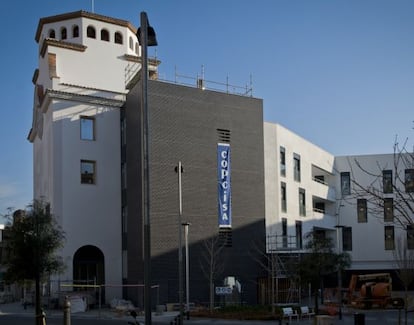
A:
26,9,412,307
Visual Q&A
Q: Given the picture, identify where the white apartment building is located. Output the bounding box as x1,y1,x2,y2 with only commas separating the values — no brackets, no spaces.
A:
265,122,413,288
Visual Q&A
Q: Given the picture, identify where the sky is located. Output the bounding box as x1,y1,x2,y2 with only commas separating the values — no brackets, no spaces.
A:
0,0,413,218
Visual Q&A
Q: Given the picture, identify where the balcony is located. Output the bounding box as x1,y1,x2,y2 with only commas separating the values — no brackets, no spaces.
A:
311,176,336,202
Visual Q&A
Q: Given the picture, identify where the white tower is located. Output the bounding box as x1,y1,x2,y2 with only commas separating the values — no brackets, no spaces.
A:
28,11,158,302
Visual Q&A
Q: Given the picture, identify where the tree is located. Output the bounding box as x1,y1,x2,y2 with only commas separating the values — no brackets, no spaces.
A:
298,230,351,314
346,137,414,319
4,200,65,325
199,235,225,313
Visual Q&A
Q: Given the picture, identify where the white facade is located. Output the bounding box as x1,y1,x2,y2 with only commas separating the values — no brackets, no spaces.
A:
265,122,413,274
264,122,337,251
28,11,147,301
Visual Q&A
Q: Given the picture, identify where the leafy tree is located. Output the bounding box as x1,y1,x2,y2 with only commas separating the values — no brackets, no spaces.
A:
298,230,351,314
4,200,65,325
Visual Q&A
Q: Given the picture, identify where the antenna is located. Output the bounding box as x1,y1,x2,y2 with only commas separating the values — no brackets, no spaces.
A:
92,0,95,13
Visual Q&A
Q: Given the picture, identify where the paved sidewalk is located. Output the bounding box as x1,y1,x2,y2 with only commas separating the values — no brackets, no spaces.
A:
1,301,413,324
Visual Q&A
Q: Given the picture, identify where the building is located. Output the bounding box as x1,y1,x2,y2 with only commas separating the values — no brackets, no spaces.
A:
28,10,265,306
27,9,413,307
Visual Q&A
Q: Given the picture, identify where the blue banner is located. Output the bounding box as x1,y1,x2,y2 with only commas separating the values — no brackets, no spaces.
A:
217,143,231,228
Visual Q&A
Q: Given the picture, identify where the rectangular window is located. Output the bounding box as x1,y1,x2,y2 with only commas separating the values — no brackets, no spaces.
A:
281,182,287,212
282,218,287,248
295,221,302,249
299,188,306,216
81,160,96,184
383,198,393,222
342,227,352,251
383,170,393,194
385,226,395,250
407,224,414,250
280,146,286,177
80,116,95,140
340,172,351,196
293,153,301,182
405,169,414,193
357,198,367,223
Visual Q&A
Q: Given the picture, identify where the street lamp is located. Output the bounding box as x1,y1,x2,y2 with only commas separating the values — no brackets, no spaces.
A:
175,161,184,325
182,222,191,319
137,11,157,325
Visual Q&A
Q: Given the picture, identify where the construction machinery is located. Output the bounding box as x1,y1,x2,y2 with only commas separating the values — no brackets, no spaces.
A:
346,273,392,309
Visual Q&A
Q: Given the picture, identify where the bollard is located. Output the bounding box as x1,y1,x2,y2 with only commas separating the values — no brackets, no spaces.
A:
63,296,71,325
354,313,365,325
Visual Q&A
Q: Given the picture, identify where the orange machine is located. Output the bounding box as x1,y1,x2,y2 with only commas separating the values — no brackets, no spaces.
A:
347,273,392,308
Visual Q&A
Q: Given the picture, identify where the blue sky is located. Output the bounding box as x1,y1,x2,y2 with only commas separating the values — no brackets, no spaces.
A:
0,0,413,218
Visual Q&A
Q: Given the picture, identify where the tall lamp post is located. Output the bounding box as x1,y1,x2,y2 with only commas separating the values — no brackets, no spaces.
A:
182,222,191,319
175,161,184,325
137,11,157,325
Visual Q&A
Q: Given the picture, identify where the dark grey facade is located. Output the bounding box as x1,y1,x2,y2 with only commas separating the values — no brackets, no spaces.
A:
124,79,265,306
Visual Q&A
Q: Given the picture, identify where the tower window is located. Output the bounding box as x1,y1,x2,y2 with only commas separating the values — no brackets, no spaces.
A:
114,32,123,44
101,29,109,41
72,25,79,38
87,26,96,39
129,36,134,50
61,27,67,40
48,29,56,38
81,160,96,184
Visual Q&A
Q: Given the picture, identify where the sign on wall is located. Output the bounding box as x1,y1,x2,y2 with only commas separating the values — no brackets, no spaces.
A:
217,143,232,228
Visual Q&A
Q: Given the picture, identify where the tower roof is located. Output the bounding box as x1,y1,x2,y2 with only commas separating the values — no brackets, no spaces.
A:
35,10,137,42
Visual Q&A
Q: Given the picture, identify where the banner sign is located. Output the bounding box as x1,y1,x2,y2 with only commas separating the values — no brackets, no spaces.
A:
217,143,232,228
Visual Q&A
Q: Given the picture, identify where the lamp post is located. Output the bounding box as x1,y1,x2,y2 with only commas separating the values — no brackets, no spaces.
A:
175,161,184,325
137,11,157,325
182,222,191,319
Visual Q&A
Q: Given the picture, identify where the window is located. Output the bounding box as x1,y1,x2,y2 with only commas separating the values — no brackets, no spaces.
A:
384,226,395,250
299,188,306,216
80,116,95,140
357,198,367,223
280,146,286,177
295,221,302,249
72,25,79,38
407,225,414,250
293,153,301,182
101,29,109,41
405,169,414,193
61,27,67,40
81,160,96,184
281,182,287,212
114,31,123,44
383,198,393,222
129,36,134,50
340,172,351,196
282,218,287,248
383,170,393,194
342,227,352,251
48,29,56,38
87,26,96,38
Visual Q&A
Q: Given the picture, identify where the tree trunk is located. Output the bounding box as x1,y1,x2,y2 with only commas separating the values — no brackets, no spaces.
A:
35,274,42,325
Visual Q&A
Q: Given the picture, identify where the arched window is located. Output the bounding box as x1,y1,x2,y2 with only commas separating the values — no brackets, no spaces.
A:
72,25,79,38
129,36,134,50
87,25,96,39
48,29,56,39
114,32,123,44
61,27,67,40
101,29,109,41
135,42,139,55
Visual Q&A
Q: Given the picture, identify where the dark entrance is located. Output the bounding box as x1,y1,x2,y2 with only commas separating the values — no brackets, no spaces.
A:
73,245,105,304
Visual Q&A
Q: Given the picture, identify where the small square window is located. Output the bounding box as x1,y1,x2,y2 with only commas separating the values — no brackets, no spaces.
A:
81,160,96,184
80,116,95,140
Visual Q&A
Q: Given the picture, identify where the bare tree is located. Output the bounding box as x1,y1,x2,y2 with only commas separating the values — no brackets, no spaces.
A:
199,235,225,313
393,237,414,325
